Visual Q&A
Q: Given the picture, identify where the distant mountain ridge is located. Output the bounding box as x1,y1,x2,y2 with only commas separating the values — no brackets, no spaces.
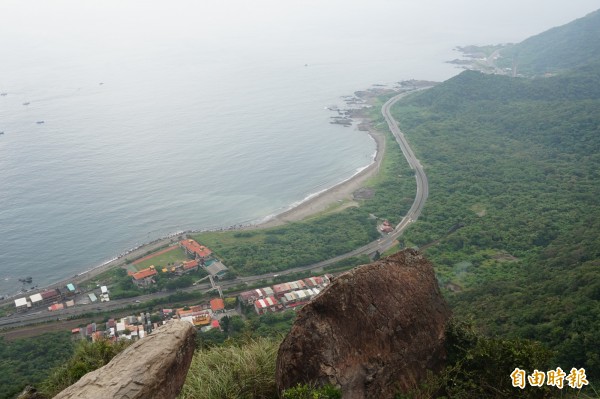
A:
497,8,600,76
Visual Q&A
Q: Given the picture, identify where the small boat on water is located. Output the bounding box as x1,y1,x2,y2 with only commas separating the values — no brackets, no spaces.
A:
0,131,4,135
23,102,30,105
36,121,45,124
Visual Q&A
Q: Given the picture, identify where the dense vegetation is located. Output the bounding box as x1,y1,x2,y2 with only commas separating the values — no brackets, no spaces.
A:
496,9,600,76
393,66,600,381
0,332,74,399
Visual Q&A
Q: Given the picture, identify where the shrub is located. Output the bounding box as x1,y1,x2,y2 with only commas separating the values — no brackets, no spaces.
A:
180,337,279,399
40,338,131,397
282,383,342,399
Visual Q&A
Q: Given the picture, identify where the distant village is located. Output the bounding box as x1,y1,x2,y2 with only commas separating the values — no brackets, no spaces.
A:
11,238,333,342
72,272,331,343
12,239,227,312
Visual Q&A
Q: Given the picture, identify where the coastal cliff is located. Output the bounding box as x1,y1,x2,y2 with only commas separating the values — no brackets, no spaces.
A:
276,249,451,398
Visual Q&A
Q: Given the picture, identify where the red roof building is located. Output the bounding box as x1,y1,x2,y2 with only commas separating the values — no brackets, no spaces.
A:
132,268,158,280
40,289,61,304
132,267,158,287
180,239,212,259
254,296,279,315
183,260,199,271
273,283,288,296
210,298,225,313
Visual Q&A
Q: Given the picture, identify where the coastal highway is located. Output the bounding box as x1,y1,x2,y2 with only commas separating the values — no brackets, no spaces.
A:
0,91,429,330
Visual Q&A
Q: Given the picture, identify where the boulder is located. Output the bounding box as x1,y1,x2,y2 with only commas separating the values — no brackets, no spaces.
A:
276,249,451,398
54,320,196,399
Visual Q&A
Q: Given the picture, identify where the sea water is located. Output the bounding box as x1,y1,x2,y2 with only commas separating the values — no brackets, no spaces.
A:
0,0,597,296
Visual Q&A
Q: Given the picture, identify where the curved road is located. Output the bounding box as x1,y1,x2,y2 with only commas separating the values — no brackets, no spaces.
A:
0,91,429,329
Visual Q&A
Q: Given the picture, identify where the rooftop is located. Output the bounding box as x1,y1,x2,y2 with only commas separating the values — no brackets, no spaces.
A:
210,298,225,312
30,293,43,303
41,289,60,299
180,239,212,258
132,268,158,280
183,260,199,270
14,297,28,307
206,260,228,276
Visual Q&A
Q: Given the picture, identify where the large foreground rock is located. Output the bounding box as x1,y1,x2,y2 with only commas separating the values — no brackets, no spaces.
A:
276,249,451,399
54,320,196,399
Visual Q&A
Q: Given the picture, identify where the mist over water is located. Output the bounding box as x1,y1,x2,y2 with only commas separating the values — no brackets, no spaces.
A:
0,0,597,296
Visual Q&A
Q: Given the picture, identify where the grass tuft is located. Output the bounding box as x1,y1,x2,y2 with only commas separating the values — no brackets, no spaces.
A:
180,337,280,399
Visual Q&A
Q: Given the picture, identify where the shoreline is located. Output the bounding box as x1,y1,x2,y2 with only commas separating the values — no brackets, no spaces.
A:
1,91,392,304
256,126,384,228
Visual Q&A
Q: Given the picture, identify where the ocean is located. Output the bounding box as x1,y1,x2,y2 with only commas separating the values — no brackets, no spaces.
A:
0,0,597,297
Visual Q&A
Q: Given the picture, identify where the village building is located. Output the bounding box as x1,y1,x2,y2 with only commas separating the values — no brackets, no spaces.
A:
253,296,281,315
180,239,212,260
273,280,306,298
40,289,61,305
210,298,225,314
48,303,64,311
205,260,228,277
131,267,158,287
380,220,394,233
281,288,321,308
29,293,43,307
239,287,274,305
64,283,77,297
14,297,29,311
182,259,199,273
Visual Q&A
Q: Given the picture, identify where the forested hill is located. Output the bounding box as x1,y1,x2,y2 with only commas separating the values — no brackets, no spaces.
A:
411,61,600,108
393,62,600,380
496,8,600,76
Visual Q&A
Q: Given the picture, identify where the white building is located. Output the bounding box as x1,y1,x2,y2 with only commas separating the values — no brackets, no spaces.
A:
14,297,29,311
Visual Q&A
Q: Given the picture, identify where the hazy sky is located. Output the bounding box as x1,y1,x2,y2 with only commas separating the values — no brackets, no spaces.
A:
0,1,598,48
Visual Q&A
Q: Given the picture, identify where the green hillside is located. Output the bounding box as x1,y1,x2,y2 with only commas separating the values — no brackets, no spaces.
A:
393,64,600,380
497,9,600,76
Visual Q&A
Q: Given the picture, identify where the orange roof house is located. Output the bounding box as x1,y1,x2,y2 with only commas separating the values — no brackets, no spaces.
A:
132,267,158,286
132,268,158,280
180,239,212,259
183,260,199,271
210,298,225,313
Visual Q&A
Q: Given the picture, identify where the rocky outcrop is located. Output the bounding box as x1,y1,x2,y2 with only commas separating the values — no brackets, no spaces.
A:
54,320,196,399
276,249,451,399
15,386,45,399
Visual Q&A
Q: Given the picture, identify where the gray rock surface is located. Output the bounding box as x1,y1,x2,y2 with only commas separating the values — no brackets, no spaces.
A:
276,249,451,399
54,320,196,399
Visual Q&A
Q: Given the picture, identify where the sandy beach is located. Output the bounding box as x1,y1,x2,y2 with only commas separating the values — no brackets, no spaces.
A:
258,126,385,228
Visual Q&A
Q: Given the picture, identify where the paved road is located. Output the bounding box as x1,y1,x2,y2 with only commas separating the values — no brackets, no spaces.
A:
0,91,429,330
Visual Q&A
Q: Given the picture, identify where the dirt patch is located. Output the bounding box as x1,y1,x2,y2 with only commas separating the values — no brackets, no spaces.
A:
353,187,374,200
492,252,519,262
470,203,487,217
445,282,463,292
